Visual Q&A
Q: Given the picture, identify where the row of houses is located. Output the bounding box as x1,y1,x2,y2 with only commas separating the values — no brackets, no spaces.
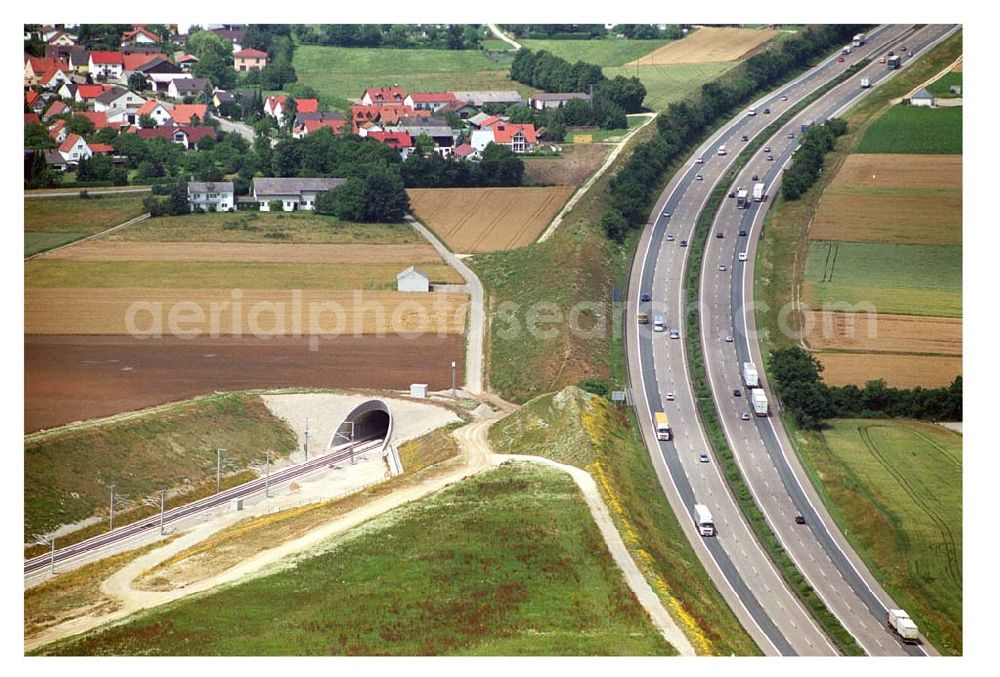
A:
187,177,347,213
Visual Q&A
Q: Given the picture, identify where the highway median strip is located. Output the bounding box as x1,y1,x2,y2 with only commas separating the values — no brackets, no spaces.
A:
680,60,871,657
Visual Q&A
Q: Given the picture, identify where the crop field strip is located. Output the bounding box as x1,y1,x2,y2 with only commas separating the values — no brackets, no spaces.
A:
24,288,468,335
24,194,148,257
624,27,778,65
855,105,962,154
519,38,671,67
40,241,448,264
802,311,961,354
24,261,463,290
811,353,961,389
408,186,574,253
604,61,736,111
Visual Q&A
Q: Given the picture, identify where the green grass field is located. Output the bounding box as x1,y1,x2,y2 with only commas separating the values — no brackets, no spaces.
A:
24,260,463,290
605,62,736,110
926,72,962,98
520,39,670,67
107,211,422,244
804,241,962,317
294,45,533,110
856,105,962,154
24,194,147,257
38,463,674,656
795,419,962,654
488,386,759,655
24,393,296,541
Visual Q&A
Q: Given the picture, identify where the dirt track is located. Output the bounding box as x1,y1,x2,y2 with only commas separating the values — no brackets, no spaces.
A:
24,335,464,433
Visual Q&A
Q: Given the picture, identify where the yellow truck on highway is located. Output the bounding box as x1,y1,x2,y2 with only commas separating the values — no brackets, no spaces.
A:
655,411,671,441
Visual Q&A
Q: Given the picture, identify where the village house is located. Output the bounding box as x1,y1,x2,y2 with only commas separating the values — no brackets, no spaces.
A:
362,86,406,106
188,181,235,212
121,26,161,46
264,95,319,126
252,177,346,211
168,77,212,100
212,90,236,109
451,90,524,108
46,30,77,47
135,125,218,149
24,56,67,87
168,103,209,125
438,99,479,120
89,51,125,80
58,133,91,164
403,92,457,112
93,87,145,114
135,99,173,126
178,54,199,72
529,92,592,110
74,84,115,106
136,57,190,93
368,131,415,160
471,122,538,154
43,100,70,121
396,266,431,293
391,125,459,157
233,48,268,71
48,119,67,144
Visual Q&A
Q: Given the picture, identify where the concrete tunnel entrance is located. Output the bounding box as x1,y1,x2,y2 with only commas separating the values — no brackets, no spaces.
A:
327,399,401,474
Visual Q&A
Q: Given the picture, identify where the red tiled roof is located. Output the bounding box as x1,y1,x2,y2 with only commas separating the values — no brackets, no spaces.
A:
39,63,68,85
25,90,40,106
492,123,538,144
48,119,66,138
90,51,124,65
25,113,41,124
169,104,208,124
300,119,346,135
479,115,504,129
27,56,66,76
178,54,199,63
368,131,413,149
123,52,166,71
121,27,160,43
136,99,166,116
266,95,286,111
76,111,111,129
44,100,69,118
89,143,115,153
453,143,477,157
135,125,217,144
76,84,114,99
364,86,406,104
234,48,268,58
58,133,85,153
295,98,319,113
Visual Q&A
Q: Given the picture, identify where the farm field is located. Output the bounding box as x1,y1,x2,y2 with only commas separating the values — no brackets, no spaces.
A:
803,311,961,355
795,419,962,654
809,154,961,245
803,241,962,317
408,186,574,252
520,38,670,67
24,261,463,291
522,144,610,186
41,241,445,264
24,194,147,257
37,463,674,657
605,61,736,111
293,45,533,110
25,335,465,432
812,352,962,389
106,211,423,244
24,392,296,539
855,105,962,154
567,114,646,144
25,288,468,335
624,27,778,65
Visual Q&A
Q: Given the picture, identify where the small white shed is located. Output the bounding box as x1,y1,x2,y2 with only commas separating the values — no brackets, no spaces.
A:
410,383,428,398
397,266,431,292
911,88,935,108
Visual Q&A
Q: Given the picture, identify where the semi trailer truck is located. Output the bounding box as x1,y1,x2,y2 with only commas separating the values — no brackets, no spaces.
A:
736,188,749,208
751,389,769,416
655,411,671,441
888,54,902,70
853,32,866,47
861,77,871,88
887,609,919,643
693,504,715,537
752,182,765,202
742,361,759,387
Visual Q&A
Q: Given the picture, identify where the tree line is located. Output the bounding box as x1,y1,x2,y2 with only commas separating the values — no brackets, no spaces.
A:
781,118,847,200
293,24,485,50
509,49,647,114
599,24,866,241
501,24,685,40
769,346,962,429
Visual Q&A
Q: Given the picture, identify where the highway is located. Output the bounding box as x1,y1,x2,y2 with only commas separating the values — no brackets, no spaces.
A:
624,25,933,655
699,23,958,656
24,436,385,576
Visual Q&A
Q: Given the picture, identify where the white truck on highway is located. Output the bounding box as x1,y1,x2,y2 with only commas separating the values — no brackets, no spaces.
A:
853,32,866,47
751,389,769,416
861,77,871,88
752,182,765,202
694,504,715,536
655,411,671,441
736,188,749,209
742,361,759,387
717,144,727,156
887,609,919,643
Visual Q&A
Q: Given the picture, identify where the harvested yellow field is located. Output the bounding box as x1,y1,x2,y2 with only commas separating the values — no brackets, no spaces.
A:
811,154,962,245
816,352,962,389
25,288,468,336
951,60,963,72
41,241,446,265
626,27,778,66
804,311,962,355
408,186,574,253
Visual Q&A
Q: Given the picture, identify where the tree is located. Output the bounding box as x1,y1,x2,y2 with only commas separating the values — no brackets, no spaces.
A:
600,209,628,242
109,167,128,186
24,150,57,188
65,115,96,137
447,24,465,50
188,31,237,89
317,178,365,220
139,113,157,129
128,72,148,92
476,143,524,187
361,168,409,222
413,133,436,157
24,122,55,150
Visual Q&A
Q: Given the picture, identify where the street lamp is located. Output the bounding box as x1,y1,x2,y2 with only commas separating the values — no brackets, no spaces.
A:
304,417,310,463
109,483,117,531
216,448,227,494
33,535,56,575
451,360,457,399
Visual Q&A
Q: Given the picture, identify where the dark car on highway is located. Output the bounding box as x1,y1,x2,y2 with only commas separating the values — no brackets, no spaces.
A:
795,513,806,525
733,389,741,397
640,293,651,302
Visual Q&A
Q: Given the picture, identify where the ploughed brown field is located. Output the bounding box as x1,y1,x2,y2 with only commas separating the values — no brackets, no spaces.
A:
814,352,961,389
40,241,447,265
24,335,464,433
521,145,610,186
407,186,574,253
809,154,962,245
803,311,962,355
625,27,778,66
